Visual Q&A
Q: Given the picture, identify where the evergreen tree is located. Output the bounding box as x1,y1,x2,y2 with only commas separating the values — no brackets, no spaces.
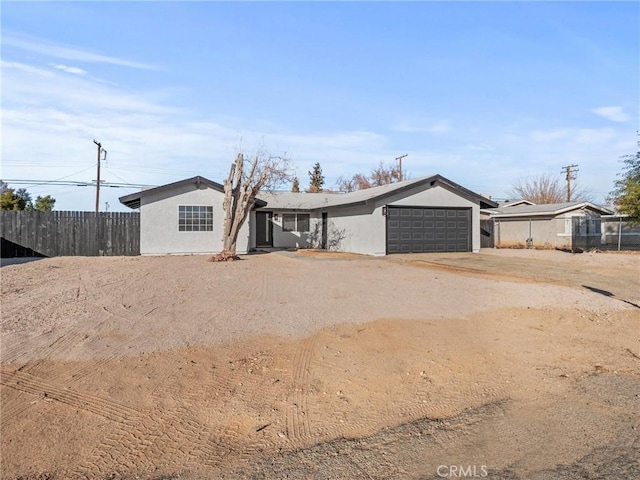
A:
33,195,56,212
308,162,325,193
0,185,56,211
291,176,301,193
609,135,640,224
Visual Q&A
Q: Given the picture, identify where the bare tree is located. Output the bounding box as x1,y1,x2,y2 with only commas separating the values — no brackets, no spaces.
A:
509,173,566,204
567,183,594,203
216,152,289,261
336,172,371,192
336,161,405,192
509,172,593,204
370,161,403,186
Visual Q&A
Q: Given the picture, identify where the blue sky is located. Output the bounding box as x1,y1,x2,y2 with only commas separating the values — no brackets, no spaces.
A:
2,1,638,212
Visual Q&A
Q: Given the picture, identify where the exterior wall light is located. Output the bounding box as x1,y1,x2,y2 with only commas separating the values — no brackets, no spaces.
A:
382,206,387,216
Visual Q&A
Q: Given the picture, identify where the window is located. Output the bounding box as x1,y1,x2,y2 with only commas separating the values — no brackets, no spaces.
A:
297,214,310,233
282,214,296,232
281,213,310,233
178,205,213,231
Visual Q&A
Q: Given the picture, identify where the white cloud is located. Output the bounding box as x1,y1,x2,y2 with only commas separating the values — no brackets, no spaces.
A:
574,127,615,144
50,63,87,75
530,127,616,145
1,60,397,210
592,106,630,123
1,60,54,77
2,52,633,210
530,129,570,142
393,120,452,134
4,33,160,71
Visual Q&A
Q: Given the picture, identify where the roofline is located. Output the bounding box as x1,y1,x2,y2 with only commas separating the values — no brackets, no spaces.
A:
270,175,498,211
488,202,613,218
429,175,498,209
499,199,537,207
119,174,498,211
119,176,224,209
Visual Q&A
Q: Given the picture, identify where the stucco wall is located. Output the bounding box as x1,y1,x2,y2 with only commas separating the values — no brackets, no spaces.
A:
270,211,324,249
140,184,250,255
495,217,564,249
322,203,381,255
495,211,600,249
280,183,481,256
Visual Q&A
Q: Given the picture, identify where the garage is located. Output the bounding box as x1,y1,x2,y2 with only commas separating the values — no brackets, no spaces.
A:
386,206,471,253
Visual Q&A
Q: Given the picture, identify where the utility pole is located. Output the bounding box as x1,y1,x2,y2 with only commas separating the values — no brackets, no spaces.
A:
395,154,408,181
561,164,578,202
93,140,106,212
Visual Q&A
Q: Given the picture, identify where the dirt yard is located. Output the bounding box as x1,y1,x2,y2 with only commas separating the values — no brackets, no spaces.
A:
1,249,639,479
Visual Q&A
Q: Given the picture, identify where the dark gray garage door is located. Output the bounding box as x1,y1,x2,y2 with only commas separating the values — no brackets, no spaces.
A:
386,206,471,253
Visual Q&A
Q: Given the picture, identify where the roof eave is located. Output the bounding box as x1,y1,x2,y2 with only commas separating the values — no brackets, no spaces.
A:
118,175,224,209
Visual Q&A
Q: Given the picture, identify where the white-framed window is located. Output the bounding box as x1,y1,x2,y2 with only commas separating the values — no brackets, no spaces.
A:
178,205,213,232
282,213,310,233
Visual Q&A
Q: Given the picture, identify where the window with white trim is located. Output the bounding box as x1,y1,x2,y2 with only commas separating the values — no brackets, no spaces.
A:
178,205,213,231
282,213,310,233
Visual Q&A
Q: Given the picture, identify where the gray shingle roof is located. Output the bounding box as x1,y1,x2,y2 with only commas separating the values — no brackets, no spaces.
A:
120,174,498,211
258,175,497,211
487,202,613,217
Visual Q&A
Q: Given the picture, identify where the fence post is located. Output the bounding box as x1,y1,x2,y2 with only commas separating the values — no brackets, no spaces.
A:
618,216,622,251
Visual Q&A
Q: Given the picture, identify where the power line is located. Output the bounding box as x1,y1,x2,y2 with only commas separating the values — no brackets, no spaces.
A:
2,160,226,178
103,166,136,185
2,179,155,188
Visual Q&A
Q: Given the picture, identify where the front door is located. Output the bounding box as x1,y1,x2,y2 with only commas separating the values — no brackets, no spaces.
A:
255,212,273,247
321,212,328,249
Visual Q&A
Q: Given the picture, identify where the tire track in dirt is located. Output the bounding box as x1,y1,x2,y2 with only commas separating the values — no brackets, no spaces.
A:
44,299,170,385
156,361,241,407
389,360,510,423
0,367,144,425
75,403,251,477
16,325,91,374
1,334,52,364
286,335,315,443
2,287,84,334
0,394,36,431
16,363,237,478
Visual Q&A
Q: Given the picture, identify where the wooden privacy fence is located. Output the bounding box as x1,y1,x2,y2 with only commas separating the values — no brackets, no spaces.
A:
480,219,494,248
0,211,140,257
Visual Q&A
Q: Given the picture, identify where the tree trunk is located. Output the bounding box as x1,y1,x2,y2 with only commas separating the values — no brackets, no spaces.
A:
214,152,289,262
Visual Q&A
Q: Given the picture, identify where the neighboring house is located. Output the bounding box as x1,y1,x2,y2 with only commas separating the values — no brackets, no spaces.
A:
496,199,536,208
120,174,497,256
482,202,613,249
479,199,535,221
600,213,640,250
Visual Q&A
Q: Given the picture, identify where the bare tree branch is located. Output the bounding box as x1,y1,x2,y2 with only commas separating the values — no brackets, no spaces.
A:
509,172,593,204
336,162,403,192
